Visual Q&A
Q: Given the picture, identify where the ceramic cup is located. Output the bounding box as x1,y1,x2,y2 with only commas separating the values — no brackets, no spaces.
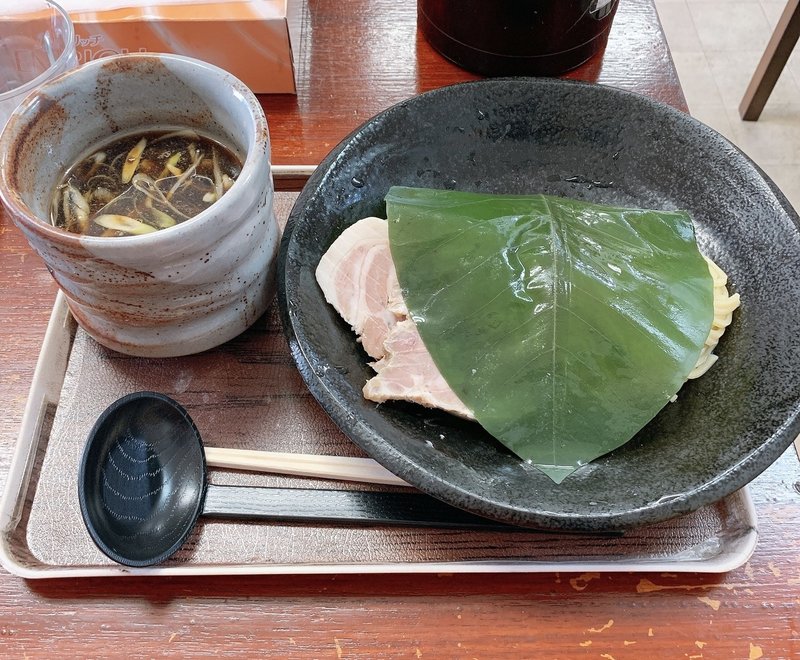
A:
0,53,278,357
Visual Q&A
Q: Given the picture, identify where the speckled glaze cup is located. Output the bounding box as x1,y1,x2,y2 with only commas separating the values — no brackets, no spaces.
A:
0,53,277,357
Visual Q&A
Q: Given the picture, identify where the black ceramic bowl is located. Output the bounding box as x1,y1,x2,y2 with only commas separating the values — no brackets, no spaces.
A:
278,78,800,532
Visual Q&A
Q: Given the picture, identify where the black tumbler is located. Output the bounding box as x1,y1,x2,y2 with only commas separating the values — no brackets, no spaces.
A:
418,0,620,77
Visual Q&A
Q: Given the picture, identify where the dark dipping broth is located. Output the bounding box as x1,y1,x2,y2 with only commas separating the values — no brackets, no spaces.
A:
50,129,243,236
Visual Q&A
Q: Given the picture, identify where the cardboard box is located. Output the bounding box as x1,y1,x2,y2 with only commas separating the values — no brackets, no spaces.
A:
62,0,301,94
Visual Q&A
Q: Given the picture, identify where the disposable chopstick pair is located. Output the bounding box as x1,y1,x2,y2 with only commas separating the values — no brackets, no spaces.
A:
203,446,411,487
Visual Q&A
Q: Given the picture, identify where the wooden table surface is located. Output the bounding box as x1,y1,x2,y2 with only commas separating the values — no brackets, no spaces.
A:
1,0,799,656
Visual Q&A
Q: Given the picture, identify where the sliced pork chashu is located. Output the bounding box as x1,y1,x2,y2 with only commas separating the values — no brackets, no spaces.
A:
316,217,406,359
363,319,475,419
315,217,474,418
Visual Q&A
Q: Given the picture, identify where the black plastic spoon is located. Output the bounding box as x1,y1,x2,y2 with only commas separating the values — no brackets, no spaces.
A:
78,391,514,567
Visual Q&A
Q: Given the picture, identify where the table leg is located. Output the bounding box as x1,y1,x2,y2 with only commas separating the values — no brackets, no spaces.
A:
739,0,800,120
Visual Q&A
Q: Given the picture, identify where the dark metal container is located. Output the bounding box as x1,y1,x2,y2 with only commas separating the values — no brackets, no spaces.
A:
418,0,620,76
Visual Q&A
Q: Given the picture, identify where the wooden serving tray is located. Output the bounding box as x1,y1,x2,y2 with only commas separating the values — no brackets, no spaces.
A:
0,190,758,578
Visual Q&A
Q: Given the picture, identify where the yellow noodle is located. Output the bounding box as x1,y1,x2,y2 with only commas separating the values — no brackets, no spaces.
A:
686,256,739,381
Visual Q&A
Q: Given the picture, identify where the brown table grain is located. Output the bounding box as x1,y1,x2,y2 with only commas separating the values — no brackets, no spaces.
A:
1,0,798,657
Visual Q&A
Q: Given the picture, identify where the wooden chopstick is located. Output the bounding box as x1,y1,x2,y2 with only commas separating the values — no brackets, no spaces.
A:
204,446,411,487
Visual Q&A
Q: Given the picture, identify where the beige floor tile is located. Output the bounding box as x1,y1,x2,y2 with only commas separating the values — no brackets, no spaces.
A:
759,0,791,27
758,163,800,211
688,103,739,142
787,45,800,75
689,2,771,52
725,104,800,165
782,45,800,89
705,50,800,108
661,0,800,200
671,52,724,107
753,2,800,92
655,1,704,52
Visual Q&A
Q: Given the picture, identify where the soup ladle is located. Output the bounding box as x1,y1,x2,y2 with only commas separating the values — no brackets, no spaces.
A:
78,391,513,567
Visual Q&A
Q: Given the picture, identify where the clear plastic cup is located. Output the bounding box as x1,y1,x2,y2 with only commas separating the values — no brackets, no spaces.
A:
0,1,77,129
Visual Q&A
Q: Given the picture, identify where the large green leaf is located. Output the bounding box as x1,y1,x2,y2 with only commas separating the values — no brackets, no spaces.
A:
386,186,714,483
